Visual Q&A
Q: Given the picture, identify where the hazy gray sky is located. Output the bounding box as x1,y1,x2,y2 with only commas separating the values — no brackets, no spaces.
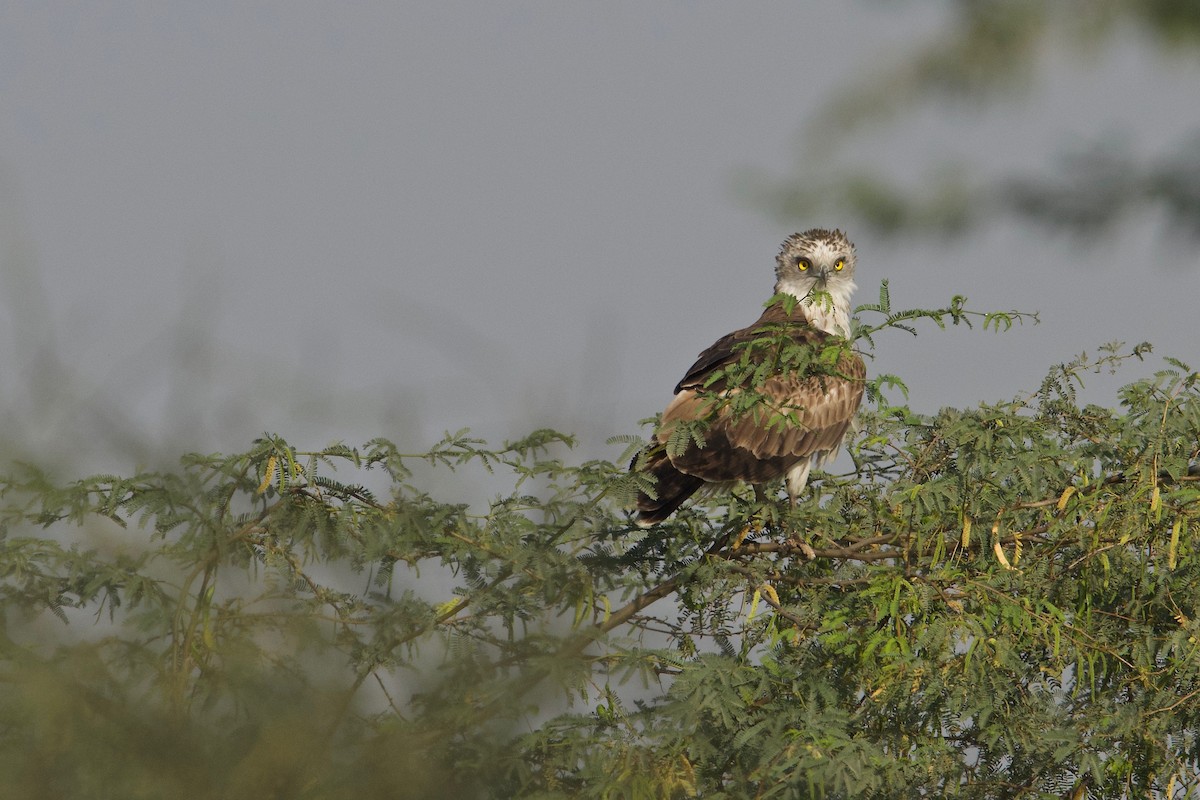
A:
2,3,1199,471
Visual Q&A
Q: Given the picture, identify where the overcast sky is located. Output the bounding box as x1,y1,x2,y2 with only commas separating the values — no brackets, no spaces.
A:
2,3,1199,474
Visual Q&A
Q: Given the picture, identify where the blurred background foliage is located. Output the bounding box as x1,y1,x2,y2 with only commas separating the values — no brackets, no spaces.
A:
741,0,1200,239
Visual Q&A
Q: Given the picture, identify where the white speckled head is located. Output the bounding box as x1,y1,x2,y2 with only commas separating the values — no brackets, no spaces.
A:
773,228,857,337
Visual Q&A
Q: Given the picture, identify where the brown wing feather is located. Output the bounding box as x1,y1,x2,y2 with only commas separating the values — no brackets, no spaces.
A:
656,302,865,484
673,303,797,393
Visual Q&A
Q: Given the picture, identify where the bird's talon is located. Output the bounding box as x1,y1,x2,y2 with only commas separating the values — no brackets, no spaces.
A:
787,536,816,560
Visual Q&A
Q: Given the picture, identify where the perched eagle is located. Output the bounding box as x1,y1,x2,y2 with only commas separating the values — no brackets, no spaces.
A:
632,229,866,526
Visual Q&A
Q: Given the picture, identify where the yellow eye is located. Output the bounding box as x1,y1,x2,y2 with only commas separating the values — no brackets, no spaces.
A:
796,258,810,271
834,258,846,271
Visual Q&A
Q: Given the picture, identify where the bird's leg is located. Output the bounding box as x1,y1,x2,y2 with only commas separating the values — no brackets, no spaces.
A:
783,465,817,560
784,461,813,509
789,534,817,561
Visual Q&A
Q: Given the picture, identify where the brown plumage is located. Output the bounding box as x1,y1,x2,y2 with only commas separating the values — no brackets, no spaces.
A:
632,229,865,526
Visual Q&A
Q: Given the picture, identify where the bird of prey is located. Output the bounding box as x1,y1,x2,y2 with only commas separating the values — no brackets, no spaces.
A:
632,229,866,527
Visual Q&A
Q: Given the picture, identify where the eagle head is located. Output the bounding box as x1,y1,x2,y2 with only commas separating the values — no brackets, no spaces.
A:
773,228,857,337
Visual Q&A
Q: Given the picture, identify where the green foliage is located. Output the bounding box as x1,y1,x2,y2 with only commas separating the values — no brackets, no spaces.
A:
1,297,1199,798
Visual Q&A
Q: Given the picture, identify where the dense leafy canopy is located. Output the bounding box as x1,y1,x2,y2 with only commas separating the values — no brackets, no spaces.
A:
1,291,1197,799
